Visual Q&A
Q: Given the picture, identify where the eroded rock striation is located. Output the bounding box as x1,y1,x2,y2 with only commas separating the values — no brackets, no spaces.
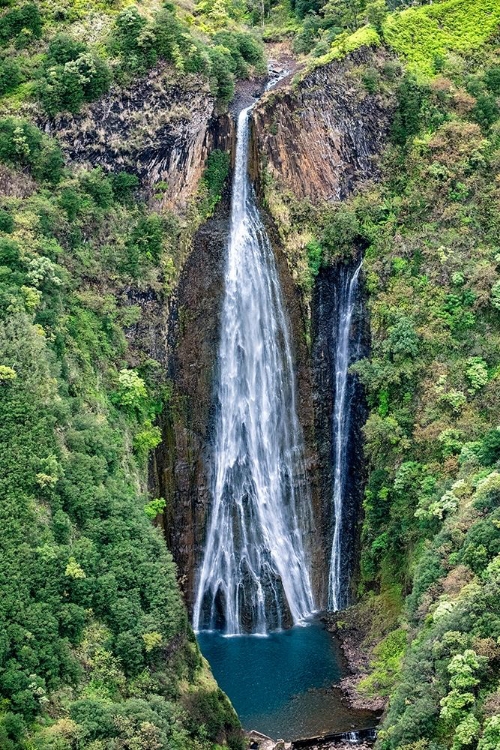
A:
44,64,232,210
251,48,394,203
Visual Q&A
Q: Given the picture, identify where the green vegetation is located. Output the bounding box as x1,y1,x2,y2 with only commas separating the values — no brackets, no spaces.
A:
383,0,500,76
199,149,231,216
259,1,500,748
1,0,500,747
318,11,500,750
0,0,265,116
0,117,241,748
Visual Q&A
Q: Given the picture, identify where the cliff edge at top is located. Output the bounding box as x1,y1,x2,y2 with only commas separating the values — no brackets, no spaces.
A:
251,47,395,204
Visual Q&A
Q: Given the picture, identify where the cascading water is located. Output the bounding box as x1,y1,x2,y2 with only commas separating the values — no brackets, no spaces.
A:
328,262,362,612
193,101,315,635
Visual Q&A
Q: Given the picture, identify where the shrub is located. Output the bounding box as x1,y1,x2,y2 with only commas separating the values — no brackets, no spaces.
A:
208,46,235,103
111,171,139,203
200,149,230,215
80,168,114,209
478,715,500,750
293,15,322,54
0,209,13,233
114,369,148,411
212,30,264,78
151,6,187,63
386,316,419,359
46,33,86,65
392,74,429,146
144,497,166,520
307,239,323,278
38,53,111,115
0,118,64,183
0,3,42,46
109,6,156,74
484,66,500,95
362,66,379,93
111,6,147,55
478,429,500,466
0,237,20,267
471,94,499,131
0,57,22,96
129,214,164,264
321,205,361,256
466,357,488,392
359,629,407,697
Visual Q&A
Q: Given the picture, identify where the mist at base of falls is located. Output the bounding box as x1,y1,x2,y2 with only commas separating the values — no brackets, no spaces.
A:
198,619,376,740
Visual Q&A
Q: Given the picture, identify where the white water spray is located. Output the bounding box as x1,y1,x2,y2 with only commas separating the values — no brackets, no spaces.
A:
193,103,314,635
328,262,362,612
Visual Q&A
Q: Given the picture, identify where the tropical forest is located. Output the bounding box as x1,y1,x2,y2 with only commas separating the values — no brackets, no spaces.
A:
1,0,500,748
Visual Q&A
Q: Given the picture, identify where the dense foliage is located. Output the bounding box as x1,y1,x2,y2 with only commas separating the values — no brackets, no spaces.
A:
0,122,242,748
317,14,500,750
1,0,500,747
0,0,265,115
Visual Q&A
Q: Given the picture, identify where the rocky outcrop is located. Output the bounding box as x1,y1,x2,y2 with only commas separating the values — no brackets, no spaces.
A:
251,47,395,203
44,64,233,210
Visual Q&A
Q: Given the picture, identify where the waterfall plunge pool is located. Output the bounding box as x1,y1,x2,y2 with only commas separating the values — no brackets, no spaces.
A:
197,618,377,741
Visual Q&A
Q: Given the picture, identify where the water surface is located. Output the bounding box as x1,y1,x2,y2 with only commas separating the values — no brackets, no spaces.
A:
198,619,374,740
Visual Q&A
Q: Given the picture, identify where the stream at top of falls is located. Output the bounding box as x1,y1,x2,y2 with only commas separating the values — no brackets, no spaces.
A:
193,98,314,636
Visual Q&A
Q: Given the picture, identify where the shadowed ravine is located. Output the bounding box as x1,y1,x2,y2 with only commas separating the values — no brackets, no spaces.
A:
328,262,363,612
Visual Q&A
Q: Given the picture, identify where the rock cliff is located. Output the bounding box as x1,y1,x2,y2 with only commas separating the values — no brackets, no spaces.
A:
44,64,233,210
47,49,393,614
160,48,394,611
251,47,395,203
311,259,369,606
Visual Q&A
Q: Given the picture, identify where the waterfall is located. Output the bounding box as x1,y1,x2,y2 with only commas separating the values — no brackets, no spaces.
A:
193,103,315,635
328,262,362,612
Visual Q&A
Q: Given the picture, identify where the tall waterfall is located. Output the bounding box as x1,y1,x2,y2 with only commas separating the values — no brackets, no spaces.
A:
193,103,314,635
328,262,362,612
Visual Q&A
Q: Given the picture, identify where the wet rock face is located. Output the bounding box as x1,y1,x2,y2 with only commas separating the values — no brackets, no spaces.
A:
44,65,233,210
156,194,317,613
251,48,395,203
311,260,370,608
156,193,231,608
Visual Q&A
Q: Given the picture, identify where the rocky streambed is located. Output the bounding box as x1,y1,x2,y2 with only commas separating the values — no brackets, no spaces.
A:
247,729,376,750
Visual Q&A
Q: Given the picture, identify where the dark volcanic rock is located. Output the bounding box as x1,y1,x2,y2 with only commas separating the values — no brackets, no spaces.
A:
251,47,395,203
311,258,369,608
43,64,233,210
156,191,230,607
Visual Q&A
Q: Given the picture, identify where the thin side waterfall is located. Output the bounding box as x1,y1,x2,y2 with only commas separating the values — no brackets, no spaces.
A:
193,103,315,635
328,262,362,612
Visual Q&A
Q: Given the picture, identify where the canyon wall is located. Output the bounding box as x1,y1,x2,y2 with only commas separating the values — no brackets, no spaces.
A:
44,65,232,211
46,50,394,612
161,48,394,611
311,260,370,605
251,47,395,203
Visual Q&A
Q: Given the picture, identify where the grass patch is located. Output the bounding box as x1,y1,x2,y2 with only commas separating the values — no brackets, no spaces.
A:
383,0,500,76
306,25,380,72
